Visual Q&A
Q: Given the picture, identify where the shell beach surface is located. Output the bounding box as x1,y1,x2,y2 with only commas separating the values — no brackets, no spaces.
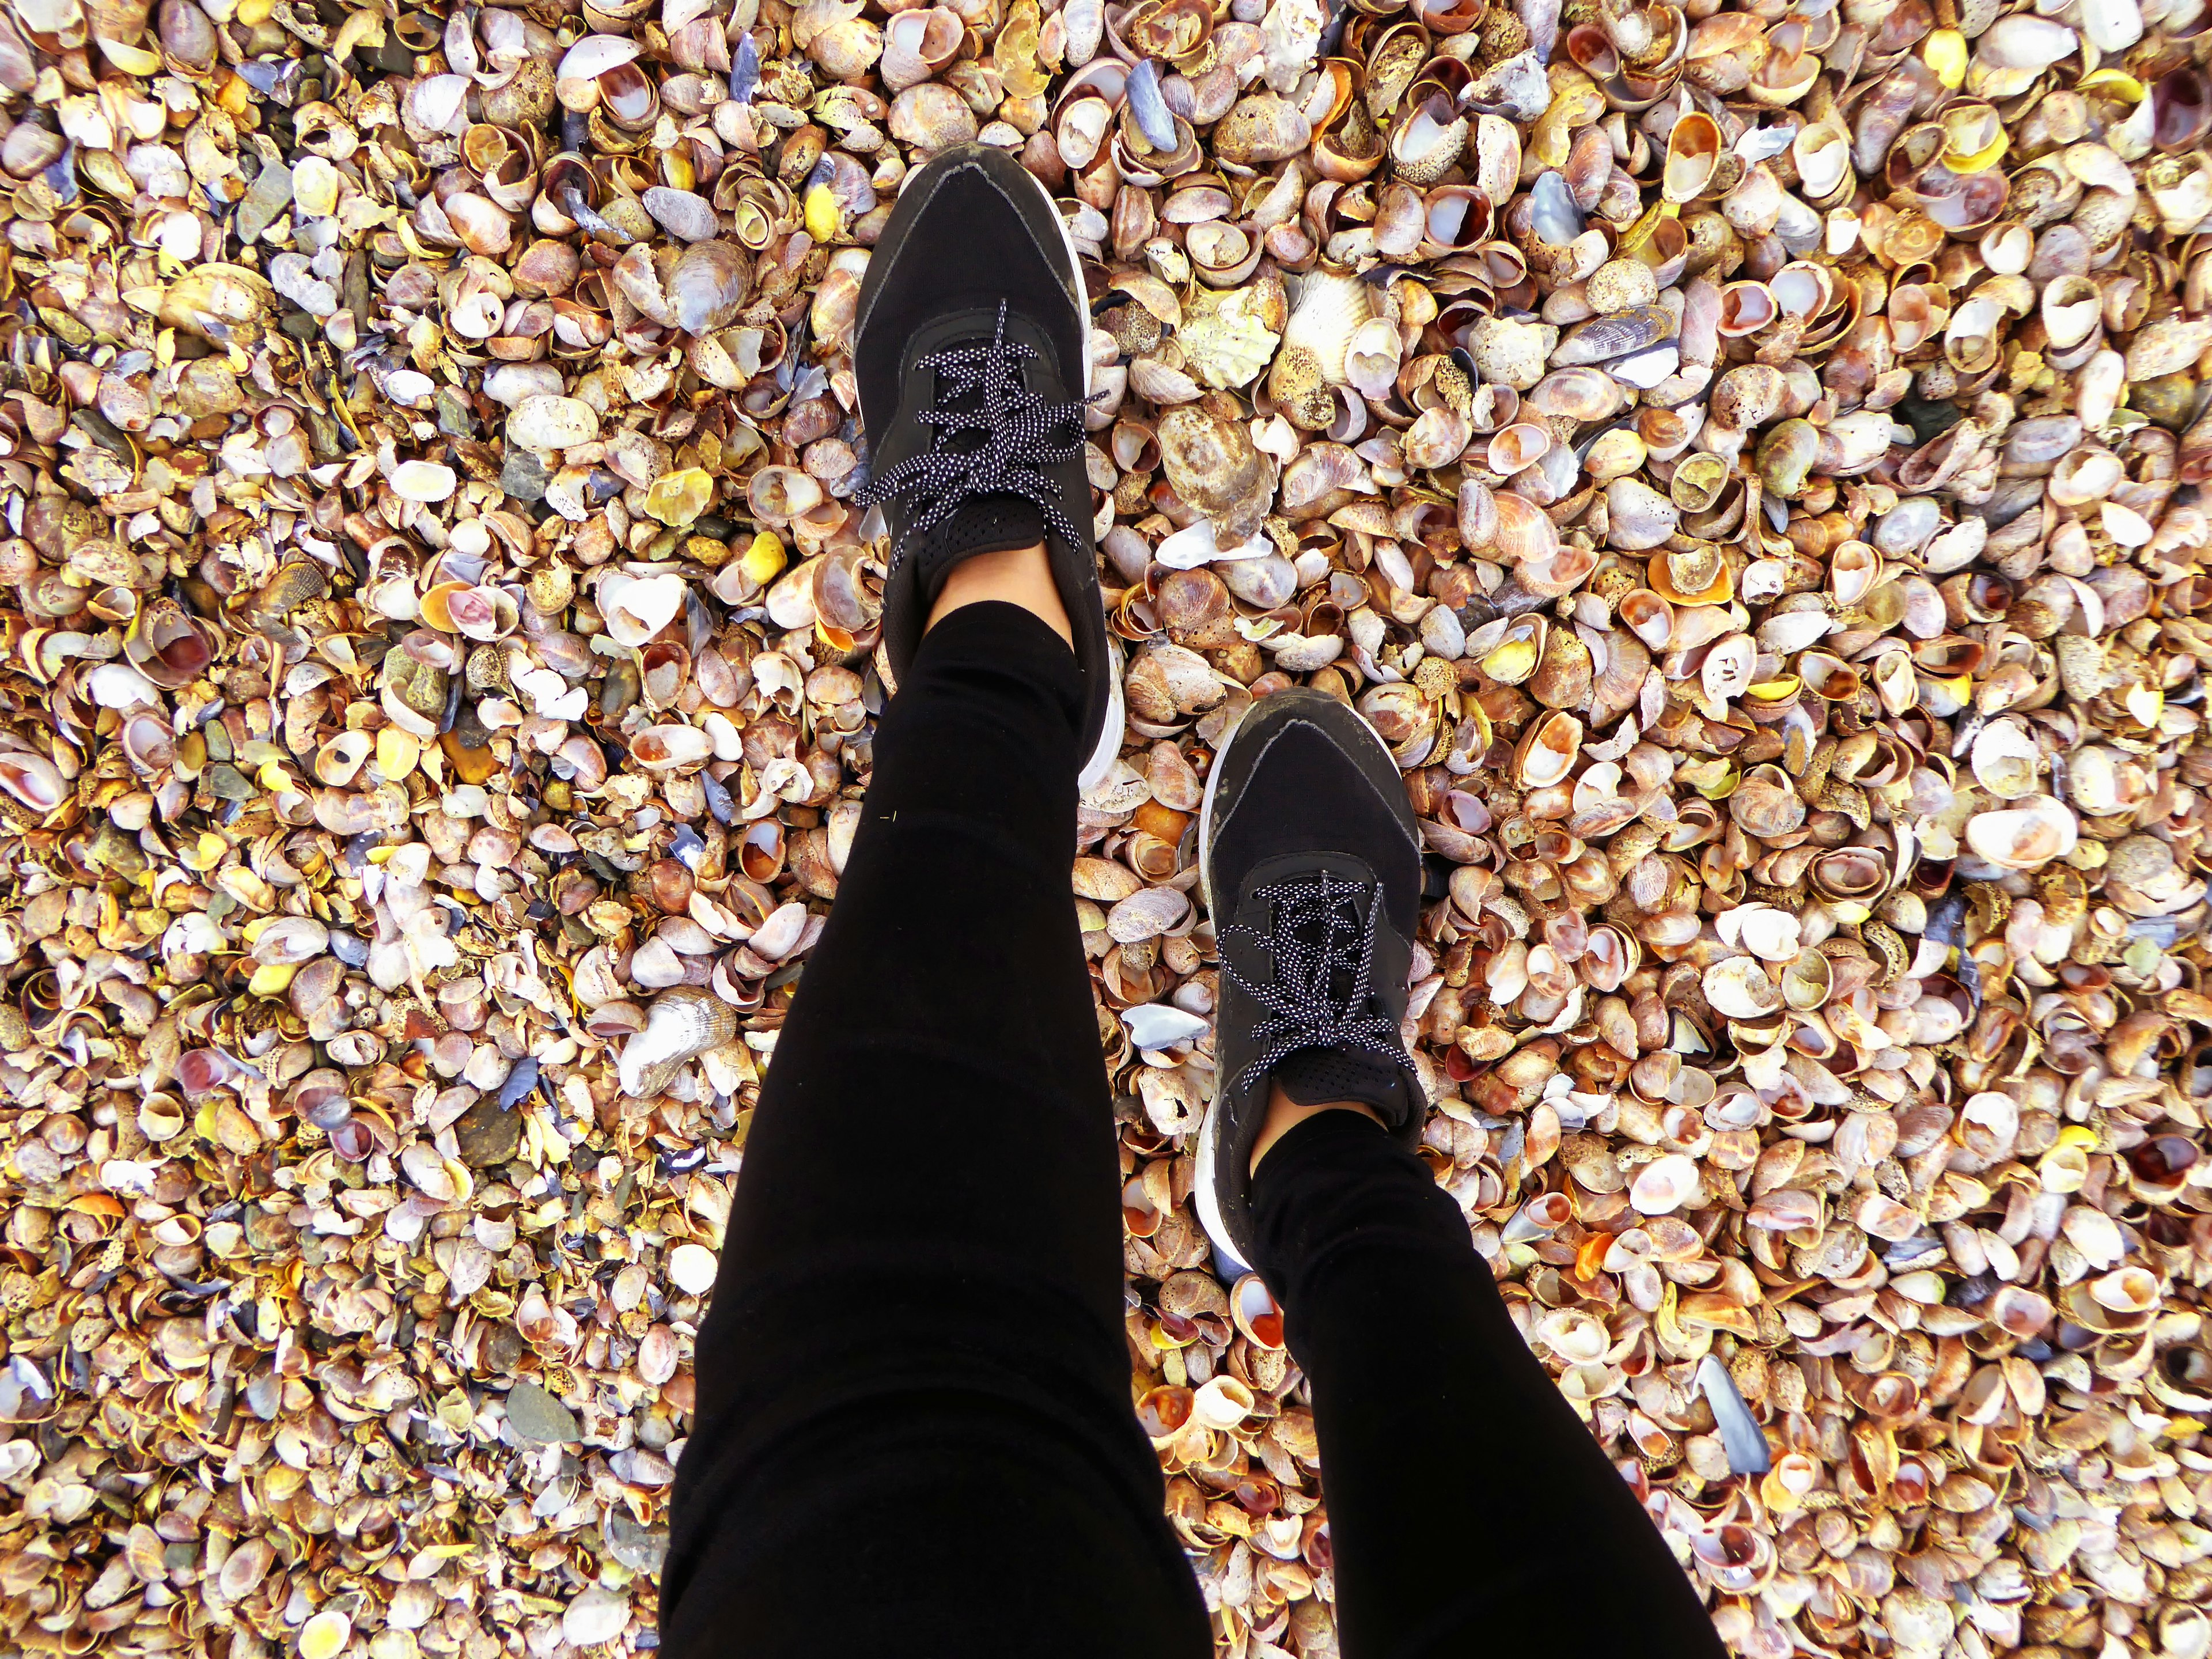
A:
2,0,2211,1649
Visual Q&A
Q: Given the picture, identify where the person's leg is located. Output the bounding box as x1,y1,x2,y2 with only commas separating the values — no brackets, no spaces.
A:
1251,1108,1728,1659
1194,688,1723,1659
660,597,1208,1656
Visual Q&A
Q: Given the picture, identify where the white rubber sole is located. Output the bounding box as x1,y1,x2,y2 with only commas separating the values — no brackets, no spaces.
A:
1076,638,1124,793
1191,695,1254,1276
997,150,1120,789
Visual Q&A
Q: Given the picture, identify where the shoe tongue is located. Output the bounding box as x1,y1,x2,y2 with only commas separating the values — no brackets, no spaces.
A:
1270,1046,1410,1124
905,493,1048,600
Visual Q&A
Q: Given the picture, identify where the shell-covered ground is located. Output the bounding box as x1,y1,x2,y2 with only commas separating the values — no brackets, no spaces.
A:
1,0,2210,1654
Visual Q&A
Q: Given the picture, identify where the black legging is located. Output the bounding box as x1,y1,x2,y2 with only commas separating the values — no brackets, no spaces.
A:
660,601,1728,1659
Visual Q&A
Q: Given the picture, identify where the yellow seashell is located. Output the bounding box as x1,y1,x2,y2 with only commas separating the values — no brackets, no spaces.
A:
741,531,787,586
1922,28,1966,88
2078,67,2146,100
1946,132,2008,173
377,726,422,783
804,183,840,242
1483,639,1538,683
645,466,715,527
248,962,297,998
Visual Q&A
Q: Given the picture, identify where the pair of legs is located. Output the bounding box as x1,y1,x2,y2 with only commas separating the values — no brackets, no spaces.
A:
656,561,1728,1657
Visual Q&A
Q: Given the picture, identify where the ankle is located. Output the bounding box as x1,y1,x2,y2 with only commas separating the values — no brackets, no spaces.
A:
925,543,1072,645
1250,1081,1385,1176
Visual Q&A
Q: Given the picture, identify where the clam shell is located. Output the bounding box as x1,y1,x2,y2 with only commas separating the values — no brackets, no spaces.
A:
1964,796,2078,871
620,986,741,1097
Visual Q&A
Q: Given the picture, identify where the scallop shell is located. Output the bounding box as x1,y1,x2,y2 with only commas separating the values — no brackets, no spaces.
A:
619,986,741,1096
1268,271,1372,425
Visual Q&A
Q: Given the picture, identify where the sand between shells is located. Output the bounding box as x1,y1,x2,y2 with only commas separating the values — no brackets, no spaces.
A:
1,0,2210,1653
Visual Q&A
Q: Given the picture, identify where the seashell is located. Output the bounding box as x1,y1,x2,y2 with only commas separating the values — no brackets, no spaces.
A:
1604,478,1677,550
620,986,740,1096
1268,272,1372,426
1389,92,1468,189
1585,259,1657,316
1976,14,2078,71
1551,304,1672,367
1123,1003,1209,1050
600,573,687,647
1630,1154,1700,1214
392,460,457,502
1157,406,1271,540
1515,711,1582,789
1964,796,2078,872
1969,722,2043,800
1729,766,1804,838
1468,316,1553,391
1618,589,1673,651
1190,1375,1255,1430
1663,112,1722,203
1488,422,1551,475
1213,90,1311,164
0,750,63,813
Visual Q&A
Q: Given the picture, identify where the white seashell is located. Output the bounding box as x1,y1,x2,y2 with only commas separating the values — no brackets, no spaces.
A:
391,460,457,502
1964,796,2078,872
2066,746,2121,815
484,363,566,406
558,34,643,79
1107,885,1191,944
1063,0,1104,66
1734,906,1802,963
562,1588,631,1649
507,395,599,452
2062,1206,2126,1270
1267,633,1345,672
1607,344,1680,390
1280,272,1373,385
298,1609,353,1659
628,937,688,990
2090,1266,2159,1313
1343,317,1402,399
1969,721,2043,800
667,1241,719,1294
1123,1003,1211,1050
2101,501,2155,547
1259,0,1323,90
1703,956,1782,1020
1535,1309,1609,1363
1696,1353,1772,1476
2080,0,2142,54
601,572,687,646
619,986,741,1096
405,74,469,134
385,369,435,406
88,661,160,709
1156,520,1272,569
1179,297,1281,389
1630,1154,1701,1215
1976,13,2077,69
1190,1375,1255,1430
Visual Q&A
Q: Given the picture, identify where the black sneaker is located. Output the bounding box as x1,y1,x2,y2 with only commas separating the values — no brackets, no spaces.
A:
852,143,1122,787
1196,690,1427,1274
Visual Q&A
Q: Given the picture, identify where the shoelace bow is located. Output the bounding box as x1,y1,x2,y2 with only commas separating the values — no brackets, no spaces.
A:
1221,870,1412,1094
857,301,1096,570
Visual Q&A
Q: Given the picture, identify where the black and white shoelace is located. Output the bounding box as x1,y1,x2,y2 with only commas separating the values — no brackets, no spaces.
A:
1221,871,1412,1094
856,302,1096,571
